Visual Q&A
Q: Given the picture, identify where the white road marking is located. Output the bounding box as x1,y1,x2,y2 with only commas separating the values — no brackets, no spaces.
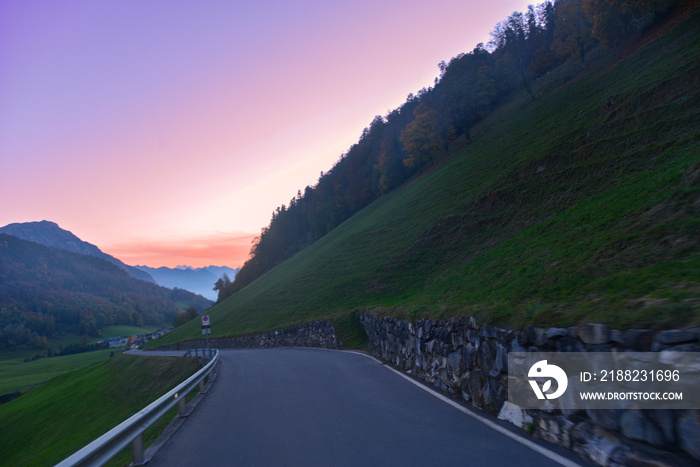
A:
347,350,582,467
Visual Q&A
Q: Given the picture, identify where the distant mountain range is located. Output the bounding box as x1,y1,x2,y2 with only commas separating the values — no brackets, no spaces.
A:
0,221,239,300
135,265,239,301
0,221,154,283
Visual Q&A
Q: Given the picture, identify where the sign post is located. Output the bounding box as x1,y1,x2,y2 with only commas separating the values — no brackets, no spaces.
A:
201,315,211,350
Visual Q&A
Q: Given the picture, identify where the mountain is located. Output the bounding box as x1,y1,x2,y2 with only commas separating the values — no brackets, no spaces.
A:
0,221,155,283
0,233,211,351
134,265,239,301
156,2,700,348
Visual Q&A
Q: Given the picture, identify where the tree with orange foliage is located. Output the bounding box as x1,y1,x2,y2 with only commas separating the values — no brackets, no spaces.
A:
400,103,445,168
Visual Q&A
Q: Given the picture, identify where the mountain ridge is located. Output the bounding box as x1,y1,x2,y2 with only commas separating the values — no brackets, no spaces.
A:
0,221,155,283
0,221,239,301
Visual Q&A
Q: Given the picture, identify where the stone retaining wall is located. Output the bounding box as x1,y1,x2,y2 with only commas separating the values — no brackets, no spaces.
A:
359,312,700,466
155,320,342,351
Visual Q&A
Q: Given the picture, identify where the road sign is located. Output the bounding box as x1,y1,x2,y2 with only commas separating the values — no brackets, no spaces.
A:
202,315,211,335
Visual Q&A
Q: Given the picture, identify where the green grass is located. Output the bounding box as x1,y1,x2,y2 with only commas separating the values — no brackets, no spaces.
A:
9,325,161,355
333,311,371,351
98,325,159,339
0,349,114,395
0,354,200,467
153,5,700,348
0,325,162,395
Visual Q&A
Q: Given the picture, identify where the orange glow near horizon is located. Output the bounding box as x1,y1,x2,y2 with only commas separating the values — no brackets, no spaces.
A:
103,233,256,269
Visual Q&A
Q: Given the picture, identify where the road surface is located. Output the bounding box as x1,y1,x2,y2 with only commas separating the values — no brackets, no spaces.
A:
148,348,583,466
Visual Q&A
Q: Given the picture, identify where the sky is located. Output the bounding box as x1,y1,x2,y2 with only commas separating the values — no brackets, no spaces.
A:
1,0,535,268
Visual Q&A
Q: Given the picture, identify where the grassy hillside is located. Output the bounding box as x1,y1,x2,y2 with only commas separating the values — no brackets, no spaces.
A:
0,325,157,395
0,348,113,395
0,354,199,467
155,5,700,347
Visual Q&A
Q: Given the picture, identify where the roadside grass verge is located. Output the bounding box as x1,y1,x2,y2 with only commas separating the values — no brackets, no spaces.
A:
0,354,199,467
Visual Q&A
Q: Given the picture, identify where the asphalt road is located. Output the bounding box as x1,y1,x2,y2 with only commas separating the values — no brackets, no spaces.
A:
148,348,583,466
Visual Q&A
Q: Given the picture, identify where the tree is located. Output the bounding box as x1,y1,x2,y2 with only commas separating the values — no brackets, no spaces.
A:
582,0,678,48
173,306,199,328
505,11,535,98
375,135,406,193
400,103,445,168
529,1,560,75
213,273,232,303
553,0,595,67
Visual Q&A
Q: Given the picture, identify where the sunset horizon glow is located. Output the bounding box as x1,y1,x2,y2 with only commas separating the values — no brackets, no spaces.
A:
1,0,535,268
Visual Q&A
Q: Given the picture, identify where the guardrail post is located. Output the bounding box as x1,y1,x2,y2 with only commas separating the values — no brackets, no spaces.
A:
132,434,144,465
178,395,187,417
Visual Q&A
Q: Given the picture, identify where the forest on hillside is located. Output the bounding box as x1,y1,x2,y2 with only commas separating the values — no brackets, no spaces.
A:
0,234,210,351
217,0,683,302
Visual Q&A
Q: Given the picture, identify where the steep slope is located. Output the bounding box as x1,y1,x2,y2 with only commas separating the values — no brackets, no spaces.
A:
0,221,155,282
135,265,239,301
0,234,209,350
156,4,700,346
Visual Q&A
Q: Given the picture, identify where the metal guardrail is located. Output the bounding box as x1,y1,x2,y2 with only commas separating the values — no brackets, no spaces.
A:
56,349,219,467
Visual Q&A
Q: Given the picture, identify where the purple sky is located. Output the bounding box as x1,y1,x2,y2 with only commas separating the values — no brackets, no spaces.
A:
1,0,535,267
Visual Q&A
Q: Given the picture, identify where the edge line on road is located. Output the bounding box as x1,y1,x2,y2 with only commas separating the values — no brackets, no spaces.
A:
346,350,582,467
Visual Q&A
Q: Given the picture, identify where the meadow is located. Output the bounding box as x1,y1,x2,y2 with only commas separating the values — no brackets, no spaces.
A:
0,325,159,395
0,349,114,395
